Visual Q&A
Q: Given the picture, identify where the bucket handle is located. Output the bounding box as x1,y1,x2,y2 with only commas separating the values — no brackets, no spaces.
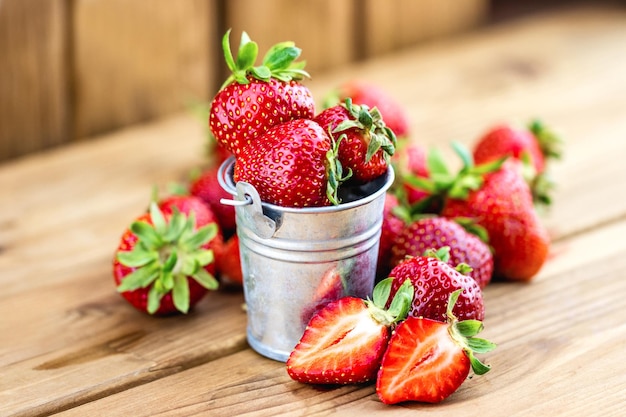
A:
220,182,277,239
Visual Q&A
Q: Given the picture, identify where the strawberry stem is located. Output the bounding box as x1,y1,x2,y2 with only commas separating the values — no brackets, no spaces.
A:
445,289,496,375
220,29,310,90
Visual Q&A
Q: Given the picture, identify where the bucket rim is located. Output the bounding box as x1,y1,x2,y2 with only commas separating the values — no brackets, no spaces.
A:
217,156,395,214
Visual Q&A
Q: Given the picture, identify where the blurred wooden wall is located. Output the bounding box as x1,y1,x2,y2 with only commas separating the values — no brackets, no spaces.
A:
0,0,488,162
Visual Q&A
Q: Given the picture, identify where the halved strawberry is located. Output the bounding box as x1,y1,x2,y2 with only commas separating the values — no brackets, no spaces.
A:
376,289,496,404
287,279,414,385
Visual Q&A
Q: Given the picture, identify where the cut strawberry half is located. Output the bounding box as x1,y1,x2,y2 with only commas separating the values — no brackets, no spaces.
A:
286,278,414,385
376,289,496,404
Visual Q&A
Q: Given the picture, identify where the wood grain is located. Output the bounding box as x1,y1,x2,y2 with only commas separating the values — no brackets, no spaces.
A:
1,4,626,417
51,220,626,416
362,0,488,57
72,0,216,139
222,0,357,77
0,0,70,162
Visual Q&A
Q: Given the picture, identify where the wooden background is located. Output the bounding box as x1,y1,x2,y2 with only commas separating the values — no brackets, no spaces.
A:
0,0,490,162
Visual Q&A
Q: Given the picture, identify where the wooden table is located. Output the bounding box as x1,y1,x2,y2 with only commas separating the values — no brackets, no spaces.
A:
2,5,625,416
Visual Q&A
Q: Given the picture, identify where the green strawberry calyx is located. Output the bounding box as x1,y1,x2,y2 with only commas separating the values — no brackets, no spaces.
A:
333,98,397,163
446,289,496,375
365,278,414,327
325,132,353,205
422,246,474,276
116,202,219,314
220,29,310,89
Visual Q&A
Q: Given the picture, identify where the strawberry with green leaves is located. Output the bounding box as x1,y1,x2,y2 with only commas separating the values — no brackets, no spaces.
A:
441,158,550,281
209,30,315,157
472,120,562,205
325,80,410,139
376,289,496,404
387,247,485,322
314,98,396,183
407,143,550,281
234,118,349,207
287,279,414,385
113,198,220,315
390,216,493,288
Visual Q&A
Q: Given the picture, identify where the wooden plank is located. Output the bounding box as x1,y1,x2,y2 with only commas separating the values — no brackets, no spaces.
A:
0,0,70,162
72,0,217,139
0,115,246,417
223,0,357,78
52,218,626,416
305,5,626,241
362,0,488,57
2,4,626,416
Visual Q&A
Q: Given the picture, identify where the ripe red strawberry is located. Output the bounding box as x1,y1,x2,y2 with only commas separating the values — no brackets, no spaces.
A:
234,119,348,207
472,120,562,205
287,279,414,385
215,234,243,286
326,80,410,139
390,216,493,288
189,166,237,237
393,142,428,197
113,200,219,315
314,99,396,183
377,289,495,404
209,30,315,157
376,193,405,280
387,250,485,322
442,159,550,281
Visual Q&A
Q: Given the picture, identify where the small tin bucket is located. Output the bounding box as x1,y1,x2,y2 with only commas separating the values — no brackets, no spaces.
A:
218,157,394,362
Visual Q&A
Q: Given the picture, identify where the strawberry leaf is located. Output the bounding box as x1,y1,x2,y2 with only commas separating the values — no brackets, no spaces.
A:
372,277,393,308
149,202,167,235
131,221,163,248
386,279,414,321
172,274,190,314
455,319,484,337
116,248,158,267
466,337,497,353
147,286,164,314
192,267,219,290
117,265,160,292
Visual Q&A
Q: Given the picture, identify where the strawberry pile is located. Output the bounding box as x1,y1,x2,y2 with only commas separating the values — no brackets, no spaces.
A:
113,29,564,405
286,74,562,404
210,30,397,208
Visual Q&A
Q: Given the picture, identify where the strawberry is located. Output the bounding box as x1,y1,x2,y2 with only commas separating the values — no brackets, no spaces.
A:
376,193,405,280
209,30,315,157
287,279,414,385
442,159,550,281
113,200,219,315
392,142,432,205
189,166,237,237
376,289,496,404
390,216,493,288
326,80,410,139
314,99,396,183
234,118,349,207
387,249,485,322
472,120,562,205
215,234,243,286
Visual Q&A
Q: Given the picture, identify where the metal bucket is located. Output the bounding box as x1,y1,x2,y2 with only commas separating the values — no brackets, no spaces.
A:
218,157,394,362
